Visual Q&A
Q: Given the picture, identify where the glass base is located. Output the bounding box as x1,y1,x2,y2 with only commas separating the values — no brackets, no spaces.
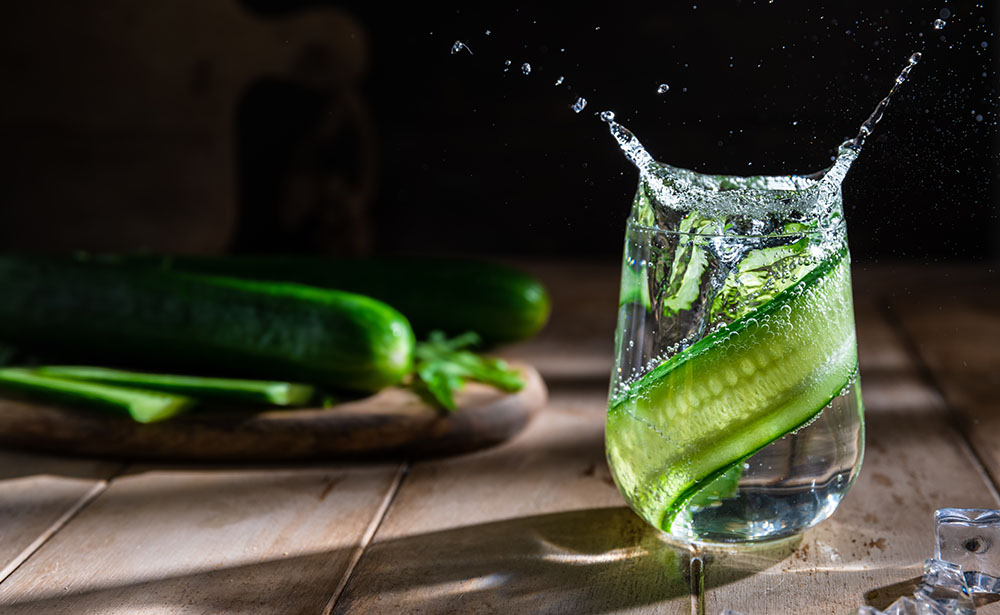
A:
659,382,864,545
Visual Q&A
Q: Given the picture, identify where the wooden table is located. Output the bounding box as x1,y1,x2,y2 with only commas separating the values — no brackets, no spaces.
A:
0,264,997,615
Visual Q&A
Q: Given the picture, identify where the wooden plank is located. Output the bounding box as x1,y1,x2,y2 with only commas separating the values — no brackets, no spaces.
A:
333,387,694,615
889,273,1000,489
702,298,1000,615
0,451,121,584
0,462,404,614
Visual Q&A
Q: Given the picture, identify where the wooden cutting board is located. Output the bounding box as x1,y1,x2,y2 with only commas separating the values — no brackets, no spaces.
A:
0,364,546,461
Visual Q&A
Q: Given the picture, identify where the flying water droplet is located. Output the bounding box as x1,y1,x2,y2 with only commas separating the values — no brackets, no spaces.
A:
521,62,531,75
571,97,588,113
503,59,511,72
933,18,946,30
599,110,615,122
909,52,922,65
657,83,670,94
451,41,472,55
485,29,492,35
554,76,565,86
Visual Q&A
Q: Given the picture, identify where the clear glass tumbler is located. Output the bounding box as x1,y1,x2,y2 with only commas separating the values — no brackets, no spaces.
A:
605,166,865,545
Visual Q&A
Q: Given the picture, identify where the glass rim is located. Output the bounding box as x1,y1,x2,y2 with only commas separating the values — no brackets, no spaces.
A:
625,218,841,239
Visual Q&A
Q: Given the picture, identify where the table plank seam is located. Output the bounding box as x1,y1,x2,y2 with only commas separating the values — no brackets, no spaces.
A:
691,552,704,615
322,461,409,615
0,461,129,586
880,301,1000,503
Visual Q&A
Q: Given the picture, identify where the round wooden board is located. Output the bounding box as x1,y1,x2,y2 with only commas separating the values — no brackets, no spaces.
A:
0,364,546,461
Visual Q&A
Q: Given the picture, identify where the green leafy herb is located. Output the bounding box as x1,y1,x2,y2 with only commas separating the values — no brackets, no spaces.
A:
411,331,525,412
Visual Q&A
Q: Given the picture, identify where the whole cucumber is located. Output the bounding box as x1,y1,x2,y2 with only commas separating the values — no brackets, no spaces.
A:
0,255,414,392
146,256,551,344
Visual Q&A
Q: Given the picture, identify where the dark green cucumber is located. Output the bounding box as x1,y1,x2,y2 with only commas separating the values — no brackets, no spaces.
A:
36,366,315,406
0,368,194,423
0,255,414,392
136,256,551,344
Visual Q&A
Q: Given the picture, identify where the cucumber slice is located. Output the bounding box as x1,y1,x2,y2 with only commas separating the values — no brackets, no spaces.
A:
36,366,314,406
0,368,195,423
606,248,857,531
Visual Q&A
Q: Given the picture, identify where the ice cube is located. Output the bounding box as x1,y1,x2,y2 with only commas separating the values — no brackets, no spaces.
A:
920,558,970,597
936,508,1000,586
964,570,1000,596
916,559,976,614
880,595,950,614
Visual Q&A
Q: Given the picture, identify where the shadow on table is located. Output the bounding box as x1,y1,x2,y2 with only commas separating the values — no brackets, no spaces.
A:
333,507,799,614
0,507,799,615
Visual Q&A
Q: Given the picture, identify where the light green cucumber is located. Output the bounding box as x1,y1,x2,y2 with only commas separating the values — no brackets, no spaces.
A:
36,366,315,406
0,368,195,423
606,248,857,531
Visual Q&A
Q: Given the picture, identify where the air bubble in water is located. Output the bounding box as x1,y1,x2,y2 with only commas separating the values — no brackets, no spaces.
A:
572,97,588,113
554,76,565,86
657,83,670,94
521,62,531,75
451,41,472,55
599,110,615,122
933,18,946,30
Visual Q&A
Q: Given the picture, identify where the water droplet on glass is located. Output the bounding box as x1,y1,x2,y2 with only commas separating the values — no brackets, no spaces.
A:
657,83,670,94
599,110,615,122
933,18,946,30
451,40,472,55
571,97,588,113
521,62,531,75
554,76,565,86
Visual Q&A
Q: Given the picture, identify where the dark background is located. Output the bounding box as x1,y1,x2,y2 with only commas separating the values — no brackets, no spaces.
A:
2,1,997,262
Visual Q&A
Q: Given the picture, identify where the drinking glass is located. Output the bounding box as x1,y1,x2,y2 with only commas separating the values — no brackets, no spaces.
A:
605,168,865,545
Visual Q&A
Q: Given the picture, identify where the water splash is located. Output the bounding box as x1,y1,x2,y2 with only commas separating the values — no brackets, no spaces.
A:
601,51,924,227
521,62,532,75
451,41,472,55
657,84,670,94
841,52,922,152
600,113,654,172
572,97,589,113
